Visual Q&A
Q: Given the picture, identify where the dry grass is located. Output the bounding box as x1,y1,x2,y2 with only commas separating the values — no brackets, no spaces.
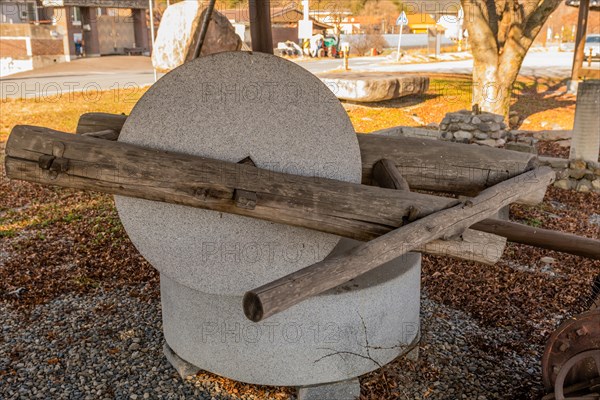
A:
0,75,577,145
0,87,144,142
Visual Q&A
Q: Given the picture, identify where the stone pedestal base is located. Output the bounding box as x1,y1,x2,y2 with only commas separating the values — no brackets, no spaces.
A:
297,379,361,400
160,242,421,387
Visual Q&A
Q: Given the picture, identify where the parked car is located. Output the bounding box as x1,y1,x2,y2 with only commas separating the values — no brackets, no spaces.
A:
584,34,600,58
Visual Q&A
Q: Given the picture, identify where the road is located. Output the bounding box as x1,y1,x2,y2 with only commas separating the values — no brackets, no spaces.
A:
0,51,582,100
297,51,576,77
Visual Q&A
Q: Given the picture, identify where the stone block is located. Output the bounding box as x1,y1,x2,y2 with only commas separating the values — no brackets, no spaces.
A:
489,130,504,139
458,123,475,131
577,179,592,192
152,3,242,73
592,179,600,190
161,245,422,386
297,379,361,400
477,123,492,132
505,142,537,154
489,123,502,132
553,179,572,190
539,156,569,169
570,159,587,170
448,123,460,131
473,131,489,140
117,52,362,296
475,139,499,147
587,161,599,171
318,72,429,102
163,343,201,379
454,130,473,141
556,169,570,180
441,131,454,140
569,169,588,180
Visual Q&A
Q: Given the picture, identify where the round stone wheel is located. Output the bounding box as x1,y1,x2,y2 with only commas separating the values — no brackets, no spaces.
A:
115,51,362,296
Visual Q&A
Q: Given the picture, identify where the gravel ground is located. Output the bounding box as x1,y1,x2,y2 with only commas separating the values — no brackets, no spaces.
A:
1,283,550,400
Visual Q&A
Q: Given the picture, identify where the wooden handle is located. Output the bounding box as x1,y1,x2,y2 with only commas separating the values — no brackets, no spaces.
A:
243,167,556,322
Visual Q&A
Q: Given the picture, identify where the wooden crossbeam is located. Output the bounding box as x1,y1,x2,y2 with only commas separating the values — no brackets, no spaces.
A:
75,112,540,200
242,167,556,322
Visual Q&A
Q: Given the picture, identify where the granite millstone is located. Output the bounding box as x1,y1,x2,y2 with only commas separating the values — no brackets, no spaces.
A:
116,52,362,296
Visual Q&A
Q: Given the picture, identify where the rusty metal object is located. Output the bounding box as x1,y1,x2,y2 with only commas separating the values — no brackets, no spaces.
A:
542,309,600,398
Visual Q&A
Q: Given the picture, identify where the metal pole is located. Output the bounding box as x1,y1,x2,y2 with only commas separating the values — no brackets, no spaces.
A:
396,24,403,62
149,0,157,82
570,0,590,89
193,0,217,58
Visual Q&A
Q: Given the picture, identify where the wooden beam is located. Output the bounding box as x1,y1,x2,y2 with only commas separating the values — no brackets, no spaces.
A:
76,113,128,134
372,158,411,191
358,134,539,200
242,167,556,322
80,129,119,141
5,125,460,243
373,158,507,265
75,112,539,200
7,125,598,261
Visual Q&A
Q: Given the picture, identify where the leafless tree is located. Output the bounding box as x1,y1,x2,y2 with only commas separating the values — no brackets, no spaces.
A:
462,0,563,118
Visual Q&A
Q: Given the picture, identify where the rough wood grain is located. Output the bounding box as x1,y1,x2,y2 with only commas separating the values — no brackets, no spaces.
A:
358,134,539,198
5,125,461,243
80,129,120,141
74,113,539,200
243,167,556,322
76,113,128,134
373,157,507,265
373,158,411,191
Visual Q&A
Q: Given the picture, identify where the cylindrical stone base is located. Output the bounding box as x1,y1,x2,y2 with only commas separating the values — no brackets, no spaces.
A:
160,246,421,387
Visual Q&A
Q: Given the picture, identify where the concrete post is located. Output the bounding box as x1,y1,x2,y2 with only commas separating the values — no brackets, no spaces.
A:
570,80,600,163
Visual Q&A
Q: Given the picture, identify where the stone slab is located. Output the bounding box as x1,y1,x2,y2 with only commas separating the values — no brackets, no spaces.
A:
318,72,429,102
160,241,421,387
152,2,242,73
163,342,200,379
297,378,361,400
116,52,362,296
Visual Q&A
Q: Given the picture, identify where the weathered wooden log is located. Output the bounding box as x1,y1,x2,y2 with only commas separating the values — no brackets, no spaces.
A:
373,158,507,265
7,125,598,262
75,112,540,200
80,129,119,141
357,134,544,203
5,125,460,243
76,113,128,134
373,158,411,191
243,167,556,322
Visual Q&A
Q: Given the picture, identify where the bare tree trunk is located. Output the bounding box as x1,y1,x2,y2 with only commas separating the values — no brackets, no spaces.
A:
463,0,563,118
